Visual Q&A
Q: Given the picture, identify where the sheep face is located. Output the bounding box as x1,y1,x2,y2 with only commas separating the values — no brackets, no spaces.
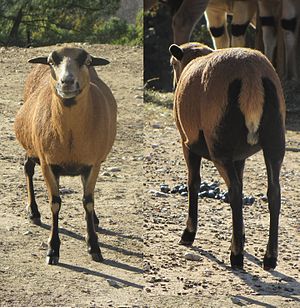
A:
169,42,214,87
28,47,110,100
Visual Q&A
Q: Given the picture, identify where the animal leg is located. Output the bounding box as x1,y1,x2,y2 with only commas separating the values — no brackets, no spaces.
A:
258,0,277,63
24,156,41,225
215,160,244,269
231,1,256,47
259,77,285,270
281,0,298,80
41,164,61,265
81,164,103,262
205,7,229,49
180,145,201,246
172,0,210,44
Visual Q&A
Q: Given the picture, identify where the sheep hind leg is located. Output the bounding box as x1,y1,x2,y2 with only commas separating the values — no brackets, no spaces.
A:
24,156,41,225
81,165,103,262
180,145,201,246
215,160,244,269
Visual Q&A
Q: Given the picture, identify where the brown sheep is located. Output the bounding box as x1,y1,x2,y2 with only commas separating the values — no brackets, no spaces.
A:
169,42,285,270
14,47,117,265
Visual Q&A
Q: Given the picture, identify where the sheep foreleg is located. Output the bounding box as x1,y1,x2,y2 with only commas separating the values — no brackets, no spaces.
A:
81,164,103,262
42,164,61,265
24,156,41,225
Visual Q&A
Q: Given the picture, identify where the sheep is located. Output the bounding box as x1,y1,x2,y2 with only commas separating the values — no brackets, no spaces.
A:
14,47,117,265
169,42,285,270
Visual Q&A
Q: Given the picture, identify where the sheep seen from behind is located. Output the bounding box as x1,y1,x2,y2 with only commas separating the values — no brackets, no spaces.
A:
14,47,117,265
169,42,285,270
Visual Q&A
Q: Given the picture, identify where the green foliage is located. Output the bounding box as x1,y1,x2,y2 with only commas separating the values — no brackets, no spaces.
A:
0,0,142,47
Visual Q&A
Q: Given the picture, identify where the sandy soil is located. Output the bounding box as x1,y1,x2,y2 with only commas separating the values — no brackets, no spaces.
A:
0,44,299,308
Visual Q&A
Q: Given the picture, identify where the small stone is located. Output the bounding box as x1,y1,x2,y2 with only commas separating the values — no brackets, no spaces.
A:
184,252,202,261
23,230,33,235
107,167,121,172
101,171,111,177
149,190,169,198
107,279,125,288
160,184,170,193
180,191,188,197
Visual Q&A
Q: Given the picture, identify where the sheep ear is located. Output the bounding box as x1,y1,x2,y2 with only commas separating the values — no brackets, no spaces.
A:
91,56,110,66
169,44,183,61
28,57,48,65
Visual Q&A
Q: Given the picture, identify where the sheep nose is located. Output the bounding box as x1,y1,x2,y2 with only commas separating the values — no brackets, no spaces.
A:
61,75,75,86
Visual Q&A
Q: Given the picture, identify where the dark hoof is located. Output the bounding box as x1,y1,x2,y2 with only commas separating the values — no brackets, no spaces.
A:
90,252,104,262
263,256,277,271
230,253,244,269
179,229,196,246
46,255,59,265
30,216,41,226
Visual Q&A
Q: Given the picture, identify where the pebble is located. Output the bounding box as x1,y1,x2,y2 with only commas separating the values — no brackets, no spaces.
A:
149,190,169,198
101,171,111,177
23,230,33,235
160,184,170,193
184,252,202,261
107,167,121,172
106,279,125,288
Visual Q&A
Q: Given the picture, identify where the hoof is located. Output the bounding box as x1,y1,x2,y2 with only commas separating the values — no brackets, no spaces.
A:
90,252,104,262
263,256,277,271
46,255,59,265
30,216,41,226
230,253,244,269
179,229,196,246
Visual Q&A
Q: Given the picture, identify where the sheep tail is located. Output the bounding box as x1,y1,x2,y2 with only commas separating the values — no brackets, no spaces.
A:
239,76,265,146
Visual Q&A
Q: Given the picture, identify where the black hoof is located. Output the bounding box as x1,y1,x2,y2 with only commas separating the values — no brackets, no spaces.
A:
29,215,41,226
90,252,104,262
179,229,196,246
263,256,277,271
46,255,59,265
230,253,244,269
46,249,59,265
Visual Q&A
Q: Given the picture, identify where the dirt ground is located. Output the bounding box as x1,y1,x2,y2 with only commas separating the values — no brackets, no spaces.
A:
0,44,299,308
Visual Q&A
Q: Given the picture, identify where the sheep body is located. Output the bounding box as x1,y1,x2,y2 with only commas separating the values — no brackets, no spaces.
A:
170,42,285,270
15,65,116,169
14,47,117,264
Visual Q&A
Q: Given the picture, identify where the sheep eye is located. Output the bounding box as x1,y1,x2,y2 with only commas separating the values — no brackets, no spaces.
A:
85,58,92,66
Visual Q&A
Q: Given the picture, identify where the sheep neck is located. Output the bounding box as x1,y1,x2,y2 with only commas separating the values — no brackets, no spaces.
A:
51,87,92,142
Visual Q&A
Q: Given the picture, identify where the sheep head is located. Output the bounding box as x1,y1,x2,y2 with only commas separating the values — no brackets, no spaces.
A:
28,47,110,100
169,42,213,87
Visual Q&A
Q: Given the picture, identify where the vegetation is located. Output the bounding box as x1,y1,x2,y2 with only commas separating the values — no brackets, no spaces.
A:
0,0,142,47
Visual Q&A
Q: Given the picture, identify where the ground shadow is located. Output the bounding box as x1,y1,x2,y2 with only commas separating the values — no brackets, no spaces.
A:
58,262,144,289
40,222,143,259
191,246,300,304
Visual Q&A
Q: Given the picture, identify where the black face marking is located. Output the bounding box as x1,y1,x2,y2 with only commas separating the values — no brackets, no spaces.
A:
213,79,261,161
50,164,92,177
51,51,62,66
76,50,88,66
62,97,76,107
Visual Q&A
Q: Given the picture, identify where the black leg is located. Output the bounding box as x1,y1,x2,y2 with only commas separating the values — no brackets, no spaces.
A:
81,165,103,262
218,160,244,269
180,146,201,246
46,195,61,265
263,156,283,270
24,156,41,225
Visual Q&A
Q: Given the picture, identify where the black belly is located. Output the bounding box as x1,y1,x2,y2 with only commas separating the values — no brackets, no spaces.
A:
50,164,91,177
